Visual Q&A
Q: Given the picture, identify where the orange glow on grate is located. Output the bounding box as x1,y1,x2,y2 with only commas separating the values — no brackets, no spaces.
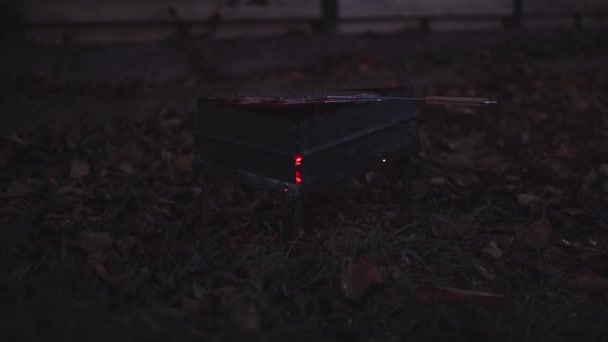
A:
295,170,301,185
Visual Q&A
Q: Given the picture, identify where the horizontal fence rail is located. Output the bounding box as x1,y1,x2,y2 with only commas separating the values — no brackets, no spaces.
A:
5,0,607,42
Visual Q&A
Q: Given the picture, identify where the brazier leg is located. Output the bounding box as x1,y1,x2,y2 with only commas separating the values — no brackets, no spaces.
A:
400,157,412,210
199,175,210,227
291,196,303,239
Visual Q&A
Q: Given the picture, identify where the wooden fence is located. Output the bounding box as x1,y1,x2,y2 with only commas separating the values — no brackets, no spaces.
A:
16,0,608,42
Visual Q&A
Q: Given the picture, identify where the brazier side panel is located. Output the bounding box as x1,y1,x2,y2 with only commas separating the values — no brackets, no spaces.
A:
299,120,419,190
195,99,297,182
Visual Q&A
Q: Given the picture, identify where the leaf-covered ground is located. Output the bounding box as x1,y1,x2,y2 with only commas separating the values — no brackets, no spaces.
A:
1,33,608,341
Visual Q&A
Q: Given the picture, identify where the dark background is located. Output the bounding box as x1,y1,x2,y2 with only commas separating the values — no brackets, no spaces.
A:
1,1,608,341
1,0,607,133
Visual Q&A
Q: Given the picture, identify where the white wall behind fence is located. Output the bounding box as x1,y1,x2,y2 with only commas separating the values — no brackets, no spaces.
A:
23,0,608,42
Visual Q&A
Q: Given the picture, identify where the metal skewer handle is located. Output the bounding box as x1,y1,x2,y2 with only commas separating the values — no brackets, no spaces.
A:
422,96,497,106
208,93,497,107
346,95,497,107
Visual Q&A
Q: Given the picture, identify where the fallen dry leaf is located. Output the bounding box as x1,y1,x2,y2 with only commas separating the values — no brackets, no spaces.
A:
364,170,377,184
70,159,90,178
1,180,35,199
341,259,382,300
55,186,87,196
116,236,144,256
429,177,446,186
571,274,608,291
124,143,148,163
0,147,13,168
517,193,544,211
230,304,260,331
518,217,551,248
88,259,122,288
579,186,607,216
5,264,33,286
1,133,32,145
196,294,221,315
222,192,267,215
174,154,192,173
449,173,479,188
417,286,505,306
181,297,201,313
78,231,113,252
389,212,415,229
410,180,430,200
482,241,502,259
118,160,136,174
431,215,478,239
474,263,496,281
599,164,608,178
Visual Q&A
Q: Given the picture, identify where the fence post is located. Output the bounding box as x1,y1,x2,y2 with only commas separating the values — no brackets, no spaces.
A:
0,0,25,41
319,0,339,33
504,0,523,29
573,12,583,29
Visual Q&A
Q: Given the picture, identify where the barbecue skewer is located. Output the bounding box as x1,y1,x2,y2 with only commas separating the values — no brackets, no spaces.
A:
209,94,497,107
321,95,496,106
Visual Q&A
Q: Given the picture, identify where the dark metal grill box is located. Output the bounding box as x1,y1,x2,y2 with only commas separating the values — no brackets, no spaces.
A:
193,87,420,198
